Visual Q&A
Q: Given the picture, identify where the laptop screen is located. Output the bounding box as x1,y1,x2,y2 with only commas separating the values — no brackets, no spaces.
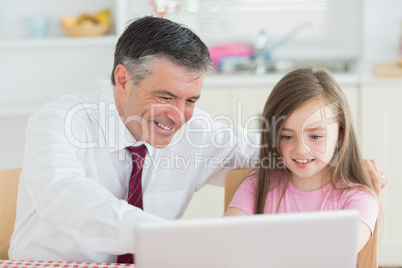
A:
135,210,359,268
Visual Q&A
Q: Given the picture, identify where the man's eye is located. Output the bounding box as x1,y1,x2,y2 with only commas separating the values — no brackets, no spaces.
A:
160,97,171,101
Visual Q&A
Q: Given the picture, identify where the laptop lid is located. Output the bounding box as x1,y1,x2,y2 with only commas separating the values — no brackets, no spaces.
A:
134,209,359,268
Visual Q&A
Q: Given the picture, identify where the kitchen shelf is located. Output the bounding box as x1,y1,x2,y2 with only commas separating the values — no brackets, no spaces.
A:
0,35,117,49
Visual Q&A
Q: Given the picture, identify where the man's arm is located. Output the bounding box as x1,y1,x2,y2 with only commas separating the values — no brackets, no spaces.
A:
20,98,162,255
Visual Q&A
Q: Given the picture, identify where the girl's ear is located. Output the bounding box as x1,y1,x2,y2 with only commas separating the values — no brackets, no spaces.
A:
114,64,131,97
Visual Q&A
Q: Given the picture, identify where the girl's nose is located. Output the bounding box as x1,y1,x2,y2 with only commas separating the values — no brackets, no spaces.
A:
294,138,308,155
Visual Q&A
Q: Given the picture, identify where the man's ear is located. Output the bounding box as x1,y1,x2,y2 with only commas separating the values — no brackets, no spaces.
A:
114,64,131,97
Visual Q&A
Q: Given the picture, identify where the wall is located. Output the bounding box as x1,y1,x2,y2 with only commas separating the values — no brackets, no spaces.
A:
363,0,402,64
0,44,115,169
0,0,121,169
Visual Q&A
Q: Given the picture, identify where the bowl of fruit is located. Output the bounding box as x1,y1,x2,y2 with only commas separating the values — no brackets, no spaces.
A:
61,9,111,37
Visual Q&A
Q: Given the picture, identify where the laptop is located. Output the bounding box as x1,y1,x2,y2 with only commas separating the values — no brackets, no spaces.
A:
134,210,359,268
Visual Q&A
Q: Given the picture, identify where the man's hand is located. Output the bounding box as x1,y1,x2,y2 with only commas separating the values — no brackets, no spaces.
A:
364,159,387,196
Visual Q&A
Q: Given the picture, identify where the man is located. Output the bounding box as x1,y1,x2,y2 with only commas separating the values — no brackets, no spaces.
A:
9,16,386,263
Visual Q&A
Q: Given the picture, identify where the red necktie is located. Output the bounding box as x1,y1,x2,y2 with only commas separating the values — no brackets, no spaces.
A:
117,144,147,264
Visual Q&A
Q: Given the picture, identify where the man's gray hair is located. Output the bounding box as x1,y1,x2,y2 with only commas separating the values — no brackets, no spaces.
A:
111,16,213,85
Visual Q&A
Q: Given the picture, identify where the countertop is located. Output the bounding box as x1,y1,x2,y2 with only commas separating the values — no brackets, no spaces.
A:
204,72,360,87
204,69,402,87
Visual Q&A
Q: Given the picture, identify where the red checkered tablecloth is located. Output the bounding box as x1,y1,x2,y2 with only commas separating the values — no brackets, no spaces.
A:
0,260,134,268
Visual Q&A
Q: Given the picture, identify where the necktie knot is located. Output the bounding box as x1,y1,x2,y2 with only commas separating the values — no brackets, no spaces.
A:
126,144,147,170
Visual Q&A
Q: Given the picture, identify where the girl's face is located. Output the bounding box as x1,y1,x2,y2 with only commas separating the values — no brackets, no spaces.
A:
278,99,339,190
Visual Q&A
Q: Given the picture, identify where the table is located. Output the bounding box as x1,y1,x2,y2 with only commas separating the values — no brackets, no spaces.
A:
0,260,134,268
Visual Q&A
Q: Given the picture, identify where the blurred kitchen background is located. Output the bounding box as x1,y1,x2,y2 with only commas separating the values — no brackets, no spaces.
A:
0,0,401,266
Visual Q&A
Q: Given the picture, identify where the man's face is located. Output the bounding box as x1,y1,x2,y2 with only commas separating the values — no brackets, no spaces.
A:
118,58,205,148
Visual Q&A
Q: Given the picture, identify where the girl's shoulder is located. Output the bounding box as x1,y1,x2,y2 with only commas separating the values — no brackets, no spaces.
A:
335,180,371,191
240,170,258,188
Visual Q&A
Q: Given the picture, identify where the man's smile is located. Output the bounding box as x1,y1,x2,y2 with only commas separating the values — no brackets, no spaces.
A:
154,121,174,131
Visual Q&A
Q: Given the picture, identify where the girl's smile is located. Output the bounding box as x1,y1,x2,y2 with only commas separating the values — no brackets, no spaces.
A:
293,158,315,168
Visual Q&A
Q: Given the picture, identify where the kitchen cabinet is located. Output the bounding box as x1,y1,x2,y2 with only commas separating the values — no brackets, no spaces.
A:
195,85,231,119
361,79,402,266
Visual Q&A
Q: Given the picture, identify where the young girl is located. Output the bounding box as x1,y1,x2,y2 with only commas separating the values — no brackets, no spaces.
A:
225,68,379,255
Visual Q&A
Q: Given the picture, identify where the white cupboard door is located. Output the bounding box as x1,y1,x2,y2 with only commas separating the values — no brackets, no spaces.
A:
231,85,274,130
196,86,231,120
183,86,230,219
342,86,360,138
362,84,402,266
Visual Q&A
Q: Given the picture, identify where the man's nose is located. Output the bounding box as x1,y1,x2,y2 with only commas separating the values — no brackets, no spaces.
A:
167,102,186,125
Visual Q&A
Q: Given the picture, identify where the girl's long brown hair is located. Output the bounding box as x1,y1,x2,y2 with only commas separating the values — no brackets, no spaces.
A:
255,68,380,266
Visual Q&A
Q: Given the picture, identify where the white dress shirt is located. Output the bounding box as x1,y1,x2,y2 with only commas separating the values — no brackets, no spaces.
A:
9,87,259,262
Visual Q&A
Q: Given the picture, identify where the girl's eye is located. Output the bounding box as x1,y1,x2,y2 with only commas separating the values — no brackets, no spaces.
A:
282,135,293,140
311,135,321,140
